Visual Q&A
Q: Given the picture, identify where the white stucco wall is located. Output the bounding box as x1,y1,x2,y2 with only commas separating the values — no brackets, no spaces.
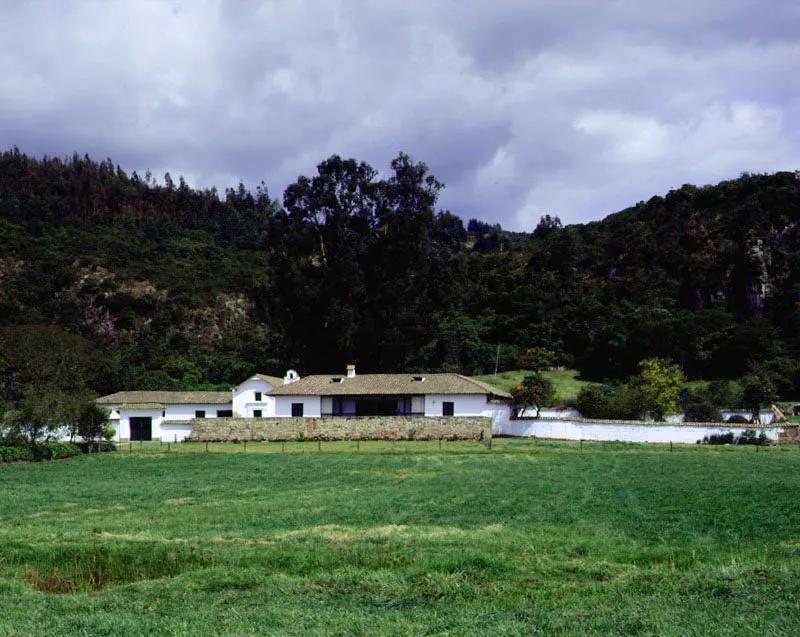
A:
496,418,784,443
273,396,322,418
528,407,582,419
424,394,489,417
232,377,277,417
116,402,232,440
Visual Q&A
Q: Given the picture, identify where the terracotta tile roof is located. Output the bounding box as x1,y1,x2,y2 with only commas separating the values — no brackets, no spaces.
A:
96,391,231,405
267,373,511,398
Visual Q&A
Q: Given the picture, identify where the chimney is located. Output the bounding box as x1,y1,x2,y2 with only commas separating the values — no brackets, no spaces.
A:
346,364,356,378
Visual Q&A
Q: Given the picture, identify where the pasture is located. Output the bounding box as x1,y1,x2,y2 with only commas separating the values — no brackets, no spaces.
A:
0,440,798,636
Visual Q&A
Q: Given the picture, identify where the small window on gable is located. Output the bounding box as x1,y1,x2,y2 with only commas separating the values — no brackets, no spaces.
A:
253,409,262,418
254,391,262,401
195,410,206,419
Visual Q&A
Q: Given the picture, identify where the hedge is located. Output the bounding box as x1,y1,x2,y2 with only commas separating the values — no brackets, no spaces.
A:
0,443,83,463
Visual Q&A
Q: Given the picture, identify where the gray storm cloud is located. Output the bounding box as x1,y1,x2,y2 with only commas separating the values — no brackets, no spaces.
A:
1,0,798,229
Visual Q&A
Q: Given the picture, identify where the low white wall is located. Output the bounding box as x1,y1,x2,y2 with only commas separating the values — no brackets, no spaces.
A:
496,418,784,443
530,407,582,419
160,422,193,442
424,394,487,417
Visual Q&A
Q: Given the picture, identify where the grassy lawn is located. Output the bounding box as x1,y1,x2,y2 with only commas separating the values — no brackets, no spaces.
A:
474,369,596,403
1,440,799,636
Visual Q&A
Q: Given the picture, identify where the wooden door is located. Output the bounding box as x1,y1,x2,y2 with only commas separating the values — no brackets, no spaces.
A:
130,417,152,441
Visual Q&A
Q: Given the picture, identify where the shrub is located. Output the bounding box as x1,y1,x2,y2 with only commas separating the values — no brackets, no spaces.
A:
727,415,750,424
0,445,34,462
577,385,643,420
33,443,82,461
577,386,611,419
608,386,645,420
684,403,724,423
76,441,117,454
701,432,735,445
736,429,769,446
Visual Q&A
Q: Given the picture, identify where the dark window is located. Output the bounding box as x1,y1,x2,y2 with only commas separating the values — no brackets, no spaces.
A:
254,391,262,401
442,402,455,417
253,409,262,418
195,410,206,419
217,410,233,418
291,403,304,417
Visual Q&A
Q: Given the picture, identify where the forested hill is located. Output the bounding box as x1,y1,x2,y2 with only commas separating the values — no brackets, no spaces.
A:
1,147,799,397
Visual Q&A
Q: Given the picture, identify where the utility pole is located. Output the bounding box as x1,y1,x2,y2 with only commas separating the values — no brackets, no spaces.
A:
494,344,500,376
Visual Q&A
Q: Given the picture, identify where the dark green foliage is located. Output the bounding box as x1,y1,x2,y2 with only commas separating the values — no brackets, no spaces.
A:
727,415,750,424
576,386,613,419
0,443,81,462
2,147,800,391
0,446,33,462
32,443,82,460
736,428,770,445
707,379,742,408
740,373,778,422
701,432,736,445
702,429,769,446
576,384,643,420
76,440,117,454
684,402,724,423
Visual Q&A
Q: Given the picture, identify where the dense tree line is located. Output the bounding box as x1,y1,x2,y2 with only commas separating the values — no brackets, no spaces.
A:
1,146,800,398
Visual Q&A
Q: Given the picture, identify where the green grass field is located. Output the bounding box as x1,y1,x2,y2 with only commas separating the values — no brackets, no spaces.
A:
474,369,596,403
1,440,799,636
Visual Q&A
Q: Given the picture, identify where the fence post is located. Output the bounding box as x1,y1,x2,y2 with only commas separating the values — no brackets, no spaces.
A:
205,441,209,452
129,441,132,453
580,439,583,452
167,443,170,452
281,441,285,453
356,439,360,452
670,441,673,452
318,439,321,452
243,440,247,452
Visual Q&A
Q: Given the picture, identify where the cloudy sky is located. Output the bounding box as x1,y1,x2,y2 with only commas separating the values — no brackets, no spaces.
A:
1,1,798,229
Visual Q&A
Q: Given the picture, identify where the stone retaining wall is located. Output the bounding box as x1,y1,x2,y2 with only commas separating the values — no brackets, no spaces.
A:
189,416,492,442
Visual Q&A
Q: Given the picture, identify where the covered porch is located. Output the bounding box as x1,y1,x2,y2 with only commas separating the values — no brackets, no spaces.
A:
321,395,424,417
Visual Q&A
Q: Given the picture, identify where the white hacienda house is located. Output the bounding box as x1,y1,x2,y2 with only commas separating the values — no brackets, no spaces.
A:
264,365,510,419
96,365,510,441
96,390,233,442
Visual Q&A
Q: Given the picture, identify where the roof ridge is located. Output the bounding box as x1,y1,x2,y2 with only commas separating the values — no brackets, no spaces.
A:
455,374,513,398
